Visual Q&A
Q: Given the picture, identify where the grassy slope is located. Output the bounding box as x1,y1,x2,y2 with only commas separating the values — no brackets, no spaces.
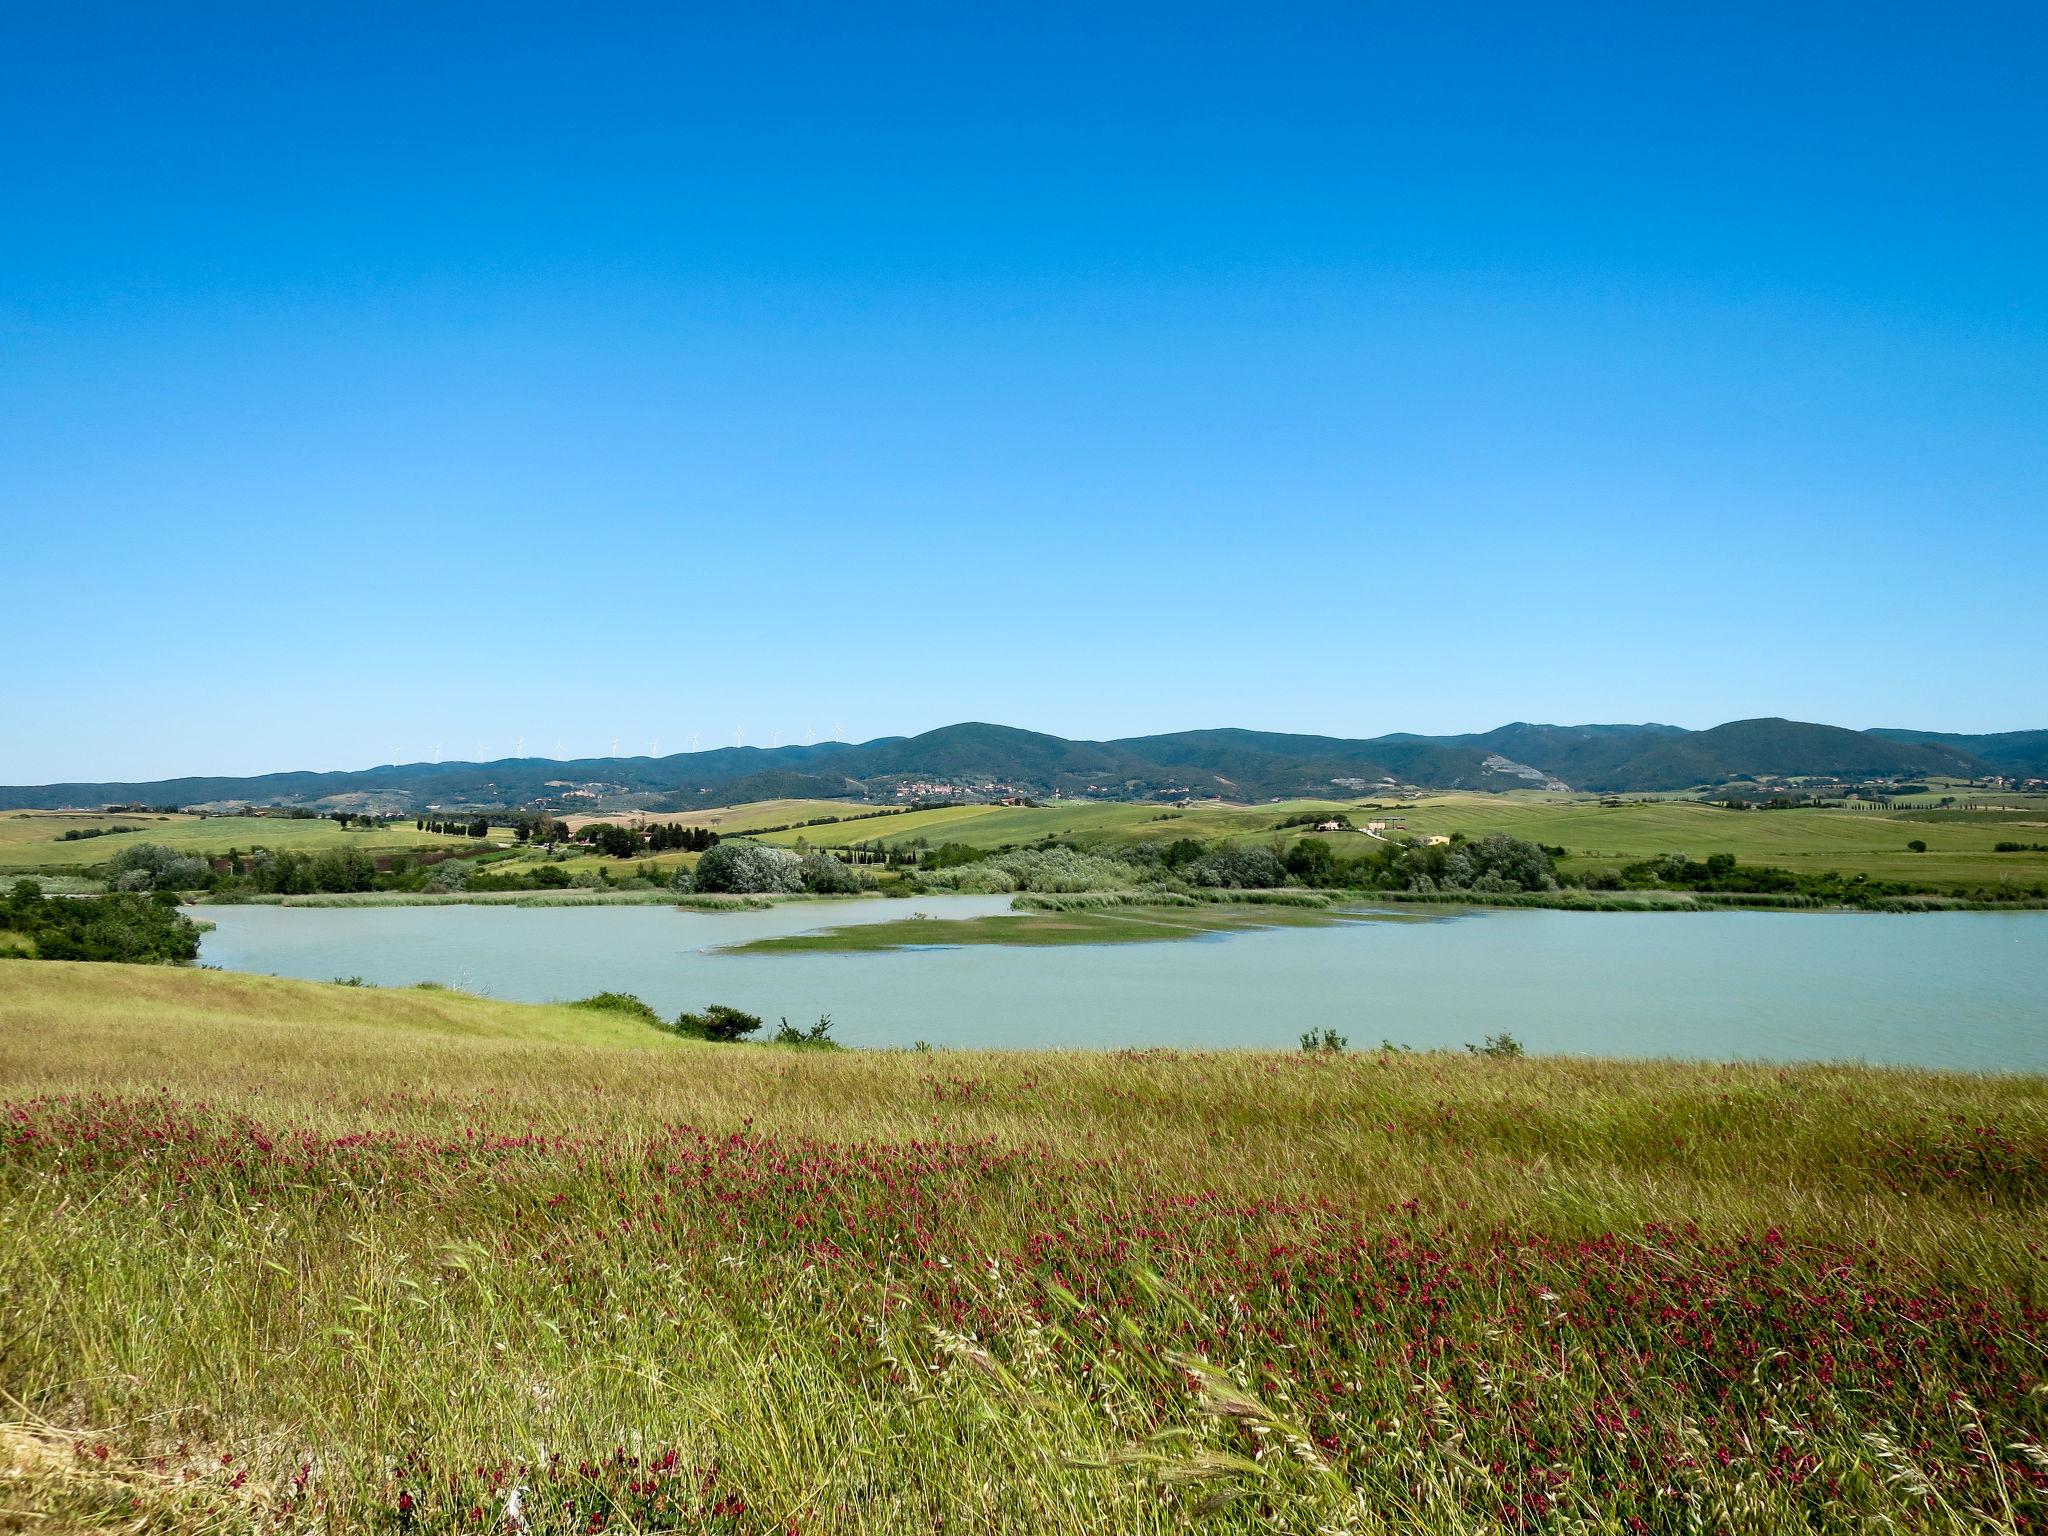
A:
0,810,478,871
2,965,2044,1532
738,793,2048,893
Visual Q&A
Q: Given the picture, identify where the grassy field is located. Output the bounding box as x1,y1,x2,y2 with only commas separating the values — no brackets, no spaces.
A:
562,800,897,836
722,902,1414,952
2,964,2044,1533
0,810,479,872
734,793,2048,895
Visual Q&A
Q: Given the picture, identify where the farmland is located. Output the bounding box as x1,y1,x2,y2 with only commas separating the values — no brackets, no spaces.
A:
0,811,477,872
746,793,2048,895
1,963,2043,1533
12,789,2048,901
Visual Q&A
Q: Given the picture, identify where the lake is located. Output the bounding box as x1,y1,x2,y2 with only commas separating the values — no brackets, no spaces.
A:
188,898,2048,1069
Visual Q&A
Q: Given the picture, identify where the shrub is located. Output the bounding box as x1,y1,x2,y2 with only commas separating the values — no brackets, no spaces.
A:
1467,1031,1526,1059
422,859,471,892
1300,1027,1348,1053
1907,840,1928,853
772,1013,841,1048
918,846,1136,894
798,851,870,895
691,841,804,894
919,843,989,871
672,1004,763,1042
0,881,201,963
570,992,664,1027
103,843,213,892
1185,845,1290,889
1408,834,1559,894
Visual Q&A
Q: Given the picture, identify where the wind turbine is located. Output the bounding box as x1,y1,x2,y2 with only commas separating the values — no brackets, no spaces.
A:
609,737,620,758
833,720,845,741
431,742,443,762
770,729,782,748
553,737,565,758
733,727,744,748
515,736,525,758
474,740,487,761
649,738,660,757
690,731,700,752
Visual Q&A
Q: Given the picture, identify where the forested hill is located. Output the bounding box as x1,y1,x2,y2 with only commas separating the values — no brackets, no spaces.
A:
1,717,2033,813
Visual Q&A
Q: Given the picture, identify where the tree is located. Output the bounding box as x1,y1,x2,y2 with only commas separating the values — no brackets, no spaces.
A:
310,848,377,892
1283,838,1339,886
1185,845,1289,889
798,850,868,893
583,823,644,859
1907,839,1928,853
672,1004,763,1042
691,840,803,893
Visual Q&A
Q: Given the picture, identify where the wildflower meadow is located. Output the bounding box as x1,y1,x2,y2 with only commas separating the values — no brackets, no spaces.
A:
1,963,2043,1533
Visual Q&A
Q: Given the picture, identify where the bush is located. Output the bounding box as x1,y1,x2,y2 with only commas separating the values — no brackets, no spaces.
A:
1907,840,1928,853
798,851,870,894
1408,834,1558,894
422,859,471,892
1185,845,1290,889
0,880,201,963
921,846,1142,895
772,1013,841,1048
570,992,664,1027
691,841,804,894
672,1004,763,1042
103,843,213,892
919,843,989,871
1467,1031,1526,1059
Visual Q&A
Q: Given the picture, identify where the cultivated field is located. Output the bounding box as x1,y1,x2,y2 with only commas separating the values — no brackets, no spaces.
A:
0,811,478,872
743,794,2048,893
1,964,2043,1533
560,800,882,836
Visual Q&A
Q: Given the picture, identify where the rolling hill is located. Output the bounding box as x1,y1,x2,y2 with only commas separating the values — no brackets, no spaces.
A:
1,716,2036,813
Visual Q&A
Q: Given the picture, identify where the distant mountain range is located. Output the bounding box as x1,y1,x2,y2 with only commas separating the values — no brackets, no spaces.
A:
4,718,2043,814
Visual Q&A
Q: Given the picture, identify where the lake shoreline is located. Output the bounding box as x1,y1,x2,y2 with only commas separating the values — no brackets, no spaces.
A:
184,884,2048,918
184,897,2048,1068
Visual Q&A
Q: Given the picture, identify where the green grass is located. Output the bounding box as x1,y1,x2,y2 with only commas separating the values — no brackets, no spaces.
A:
1389,794,2048,892
739,792,2048,895
1,964,2043,1533
721,902,1409,952
0,810,479,871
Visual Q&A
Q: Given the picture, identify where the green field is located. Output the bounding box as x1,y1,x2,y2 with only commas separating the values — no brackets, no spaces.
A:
722,901,1411,952
739,792,2048,894
0,810,480,872
1,964,2043,1533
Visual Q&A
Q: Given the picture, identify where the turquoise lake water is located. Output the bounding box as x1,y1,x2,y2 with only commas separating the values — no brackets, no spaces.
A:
191,899,2048,1070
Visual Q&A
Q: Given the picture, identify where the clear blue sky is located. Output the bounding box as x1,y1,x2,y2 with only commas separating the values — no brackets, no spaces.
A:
4,2,2043,782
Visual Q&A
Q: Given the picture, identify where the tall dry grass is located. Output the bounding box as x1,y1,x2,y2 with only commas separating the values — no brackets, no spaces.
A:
2,963,2043,1533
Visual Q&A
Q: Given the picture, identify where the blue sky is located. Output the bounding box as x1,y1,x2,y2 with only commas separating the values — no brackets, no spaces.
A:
3,2,2043,782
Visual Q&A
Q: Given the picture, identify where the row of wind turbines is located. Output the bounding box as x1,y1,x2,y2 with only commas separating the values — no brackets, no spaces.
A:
402,725,850,766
